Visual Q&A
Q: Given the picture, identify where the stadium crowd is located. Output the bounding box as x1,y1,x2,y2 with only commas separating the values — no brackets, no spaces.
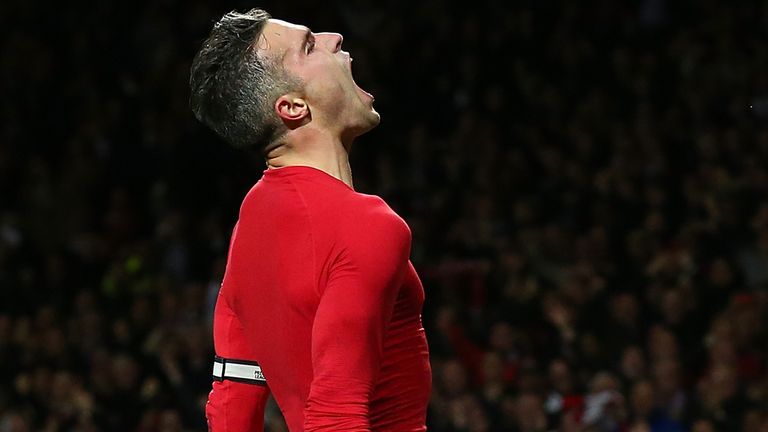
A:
2,0,768,430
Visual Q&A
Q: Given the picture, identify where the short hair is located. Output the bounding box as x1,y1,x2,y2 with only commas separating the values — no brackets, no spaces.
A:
189,8,302,153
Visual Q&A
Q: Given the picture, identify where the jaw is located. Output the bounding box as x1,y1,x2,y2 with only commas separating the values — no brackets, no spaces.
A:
341,107,380,145
304,56,380,139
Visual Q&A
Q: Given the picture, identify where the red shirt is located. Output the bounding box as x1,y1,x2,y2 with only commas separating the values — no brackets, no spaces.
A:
205,165,431,431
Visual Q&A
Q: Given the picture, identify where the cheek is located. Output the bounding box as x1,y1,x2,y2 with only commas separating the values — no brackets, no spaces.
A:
306,73,349,105
303,60,350,91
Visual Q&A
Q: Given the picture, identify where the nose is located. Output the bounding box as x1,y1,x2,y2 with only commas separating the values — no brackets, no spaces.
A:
316,32,343,52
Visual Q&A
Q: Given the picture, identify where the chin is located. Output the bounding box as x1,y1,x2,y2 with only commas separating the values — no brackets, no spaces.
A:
367,108,381,127
362,108,381,132
347,110,380,139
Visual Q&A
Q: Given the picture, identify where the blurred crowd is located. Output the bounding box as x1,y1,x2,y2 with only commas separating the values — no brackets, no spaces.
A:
2,0,768,431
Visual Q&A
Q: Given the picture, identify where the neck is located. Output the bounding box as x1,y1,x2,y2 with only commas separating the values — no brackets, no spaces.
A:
265,128,354,189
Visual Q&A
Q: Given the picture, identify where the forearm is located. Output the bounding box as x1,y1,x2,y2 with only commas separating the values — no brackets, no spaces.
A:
304,377,373,431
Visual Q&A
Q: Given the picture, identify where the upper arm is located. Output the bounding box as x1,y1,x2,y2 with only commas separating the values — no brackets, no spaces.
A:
303,212,411,430
315,214,410,372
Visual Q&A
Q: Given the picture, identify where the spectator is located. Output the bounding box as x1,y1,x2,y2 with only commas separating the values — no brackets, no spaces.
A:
2,0,768,430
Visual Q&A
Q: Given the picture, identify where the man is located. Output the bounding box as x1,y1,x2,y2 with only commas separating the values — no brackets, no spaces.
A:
189,8,431,432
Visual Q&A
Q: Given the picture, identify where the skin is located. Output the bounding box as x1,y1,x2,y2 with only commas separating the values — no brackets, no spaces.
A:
255,19,380,189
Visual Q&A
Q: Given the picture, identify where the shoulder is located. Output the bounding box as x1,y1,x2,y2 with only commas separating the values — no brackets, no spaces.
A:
238,177,309,223
341,194,412,252
350,194,409,231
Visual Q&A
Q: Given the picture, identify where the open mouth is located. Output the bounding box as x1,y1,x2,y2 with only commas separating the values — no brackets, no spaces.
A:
348,57,374,100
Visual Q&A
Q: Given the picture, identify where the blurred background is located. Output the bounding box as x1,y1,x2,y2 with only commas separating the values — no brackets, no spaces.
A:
2,0,768,431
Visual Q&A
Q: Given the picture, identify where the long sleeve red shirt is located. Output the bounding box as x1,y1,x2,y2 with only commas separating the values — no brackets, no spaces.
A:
205,165,431,431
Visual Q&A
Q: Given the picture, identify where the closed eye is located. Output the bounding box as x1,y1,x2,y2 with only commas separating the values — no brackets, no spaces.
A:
303,30,316,55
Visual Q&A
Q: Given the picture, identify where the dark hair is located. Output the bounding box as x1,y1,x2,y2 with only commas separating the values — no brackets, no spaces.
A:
189,8,301,152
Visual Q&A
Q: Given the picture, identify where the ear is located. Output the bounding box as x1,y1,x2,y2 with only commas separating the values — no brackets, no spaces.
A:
275,95,310,127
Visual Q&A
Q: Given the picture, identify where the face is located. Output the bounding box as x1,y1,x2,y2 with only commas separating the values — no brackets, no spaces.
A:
630,381,655,417
256,19,379,138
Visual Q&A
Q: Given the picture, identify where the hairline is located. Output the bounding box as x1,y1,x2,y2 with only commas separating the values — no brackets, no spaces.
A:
247,25,294,71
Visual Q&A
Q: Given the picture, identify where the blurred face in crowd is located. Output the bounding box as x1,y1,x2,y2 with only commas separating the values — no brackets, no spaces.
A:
441,359,468,396
611,293,639,328
159,409,183,432
548,359,574,394
661,289,686,326
708,258,733,287
515,393,546,431
629,422,651,432
732,300,760,346
691,419,716,432
482,351,504,384
653,358,681,398
620,346,647,381
708,337,736,366
630,380,655,419
589,371,620,394
489,321,515,352
256,19,379,140
705,364,738,404
648,325,678,361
